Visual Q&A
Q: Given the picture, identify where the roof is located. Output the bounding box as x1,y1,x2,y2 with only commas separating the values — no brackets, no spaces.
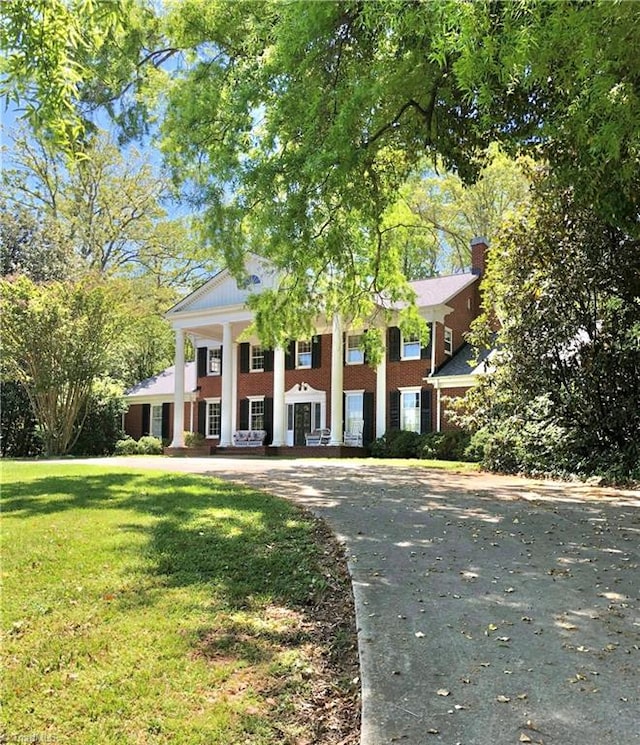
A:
432,343,494,378
409,272,478,307
125,361,197,399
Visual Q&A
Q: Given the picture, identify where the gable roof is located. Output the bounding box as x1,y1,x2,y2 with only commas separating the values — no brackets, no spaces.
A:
125,361,197,399
432,342,494,378
410,272,478,307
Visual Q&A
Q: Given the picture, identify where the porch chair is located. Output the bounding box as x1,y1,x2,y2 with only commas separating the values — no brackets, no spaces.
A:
343,419,364,447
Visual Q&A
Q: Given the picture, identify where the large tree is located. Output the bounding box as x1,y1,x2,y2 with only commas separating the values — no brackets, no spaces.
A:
3,129,215,288
4,1,638,337
0,276,124,455
466,176,640,479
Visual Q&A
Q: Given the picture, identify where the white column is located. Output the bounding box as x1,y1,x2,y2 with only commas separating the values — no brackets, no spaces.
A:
220,322,233,446
431,320,437,374
271,346,286,446
436,384,442,433
376,329,387,438
329,314,344,446
170,328,185,448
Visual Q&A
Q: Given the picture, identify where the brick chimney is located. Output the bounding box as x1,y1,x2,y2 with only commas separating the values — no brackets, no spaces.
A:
471,236,489,276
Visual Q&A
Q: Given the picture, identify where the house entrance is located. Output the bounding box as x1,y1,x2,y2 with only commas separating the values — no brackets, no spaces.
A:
293,402,312,446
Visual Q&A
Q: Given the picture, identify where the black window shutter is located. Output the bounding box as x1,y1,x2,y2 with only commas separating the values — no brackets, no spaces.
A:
389,391,400,431
264,397,273,444
363,329,369,365
161,402,171,440
141,403,150,436
388,327,401,362
239,399,250,430
285,341,295,370
197,401,206,436
239,343,250,373
263,349,274,372
197,347,208,378
421,388,432,434
312,335,322,368
342,332,346,366
363,391,374,446
421,337,431,360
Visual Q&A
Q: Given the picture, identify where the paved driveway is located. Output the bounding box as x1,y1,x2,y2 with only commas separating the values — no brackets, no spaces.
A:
74,458,640,745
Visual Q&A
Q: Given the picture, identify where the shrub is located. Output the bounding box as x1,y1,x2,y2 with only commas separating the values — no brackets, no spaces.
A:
137,436,164,455
71,379,126,456
370,430,424,459
114,436,164,455
184,431,206,448
115,437,139,455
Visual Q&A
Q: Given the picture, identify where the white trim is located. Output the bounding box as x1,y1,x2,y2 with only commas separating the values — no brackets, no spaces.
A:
247,394,266,403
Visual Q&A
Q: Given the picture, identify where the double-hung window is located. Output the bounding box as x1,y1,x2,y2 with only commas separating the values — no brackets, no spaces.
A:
344,392,364,434
401,333,421,360
250,399,265,430
150,404,163,438
400,389,421,432
208,348,222,375
296,340,312,369
206,400,221,438
444,327,453,356
251,345,264,371
346,334,364,365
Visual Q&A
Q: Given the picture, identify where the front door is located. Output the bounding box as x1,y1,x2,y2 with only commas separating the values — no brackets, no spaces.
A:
293,402,312,446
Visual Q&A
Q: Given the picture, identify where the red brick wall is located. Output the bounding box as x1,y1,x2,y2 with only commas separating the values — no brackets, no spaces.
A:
432,280,480,371
124,402,191,441
438,386,472,431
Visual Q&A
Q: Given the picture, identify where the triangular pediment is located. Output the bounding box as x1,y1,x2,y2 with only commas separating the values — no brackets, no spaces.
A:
168,255,278,315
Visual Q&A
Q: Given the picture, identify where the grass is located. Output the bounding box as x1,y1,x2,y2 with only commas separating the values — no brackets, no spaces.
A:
1,462,358,744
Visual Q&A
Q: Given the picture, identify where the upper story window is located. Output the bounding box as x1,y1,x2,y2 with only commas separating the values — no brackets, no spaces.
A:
346,334,364,365
251,345,264,371
444,327,453,356
296,340,312,369
401,333,421,360
208,348,222,375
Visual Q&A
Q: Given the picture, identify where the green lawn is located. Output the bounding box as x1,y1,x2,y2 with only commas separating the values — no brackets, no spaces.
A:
1,462,358,744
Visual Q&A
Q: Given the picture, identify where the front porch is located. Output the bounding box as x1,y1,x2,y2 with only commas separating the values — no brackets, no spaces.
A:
164,444,368,458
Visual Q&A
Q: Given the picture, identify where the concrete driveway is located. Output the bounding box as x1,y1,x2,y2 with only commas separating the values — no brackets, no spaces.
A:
72,457,640,745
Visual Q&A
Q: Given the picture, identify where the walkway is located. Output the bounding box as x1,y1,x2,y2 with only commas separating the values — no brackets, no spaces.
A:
77,457,640,744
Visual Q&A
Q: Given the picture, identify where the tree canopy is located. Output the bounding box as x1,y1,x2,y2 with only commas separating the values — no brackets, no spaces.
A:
4,0,638,336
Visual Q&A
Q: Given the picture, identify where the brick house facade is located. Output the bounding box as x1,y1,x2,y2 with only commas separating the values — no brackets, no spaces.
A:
124,240,490,449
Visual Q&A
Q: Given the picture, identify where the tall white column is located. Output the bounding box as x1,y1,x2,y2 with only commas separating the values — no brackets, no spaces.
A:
170,328,185,448
329,314,344,446
376,329,387,438
271,346,286,446
430,320,437,374
220,322,233,446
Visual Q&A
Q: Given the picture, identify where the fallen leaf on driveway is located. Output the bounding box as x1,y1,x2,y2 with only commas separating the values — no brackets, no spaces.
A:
415,631,425,638
437,688,450,696
496,695,511,703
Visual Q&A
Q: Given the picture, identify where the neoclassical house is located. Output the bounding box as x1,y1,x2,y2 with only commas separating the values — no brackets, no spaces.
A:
124,238,489,452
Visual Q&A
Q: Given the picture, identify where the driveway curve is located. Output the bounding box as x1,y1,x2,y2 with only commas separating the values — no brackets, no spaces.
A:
70,457,639,745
